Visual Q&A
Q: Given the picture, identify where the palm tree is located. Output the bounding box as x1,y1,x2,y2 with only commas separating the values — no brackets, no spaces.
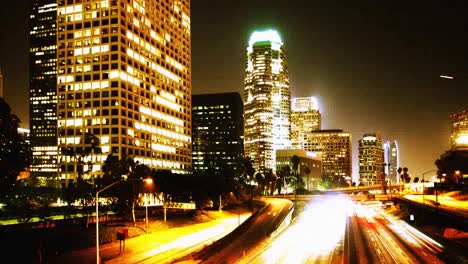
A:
303,165,311,190
290,155,300,195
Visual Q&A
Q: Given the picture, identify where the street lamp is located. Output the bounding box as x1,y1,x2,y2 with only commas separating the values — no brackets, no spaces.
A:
422,169,437,205
95,177,152,264
454,170,461,184
143,178,153,234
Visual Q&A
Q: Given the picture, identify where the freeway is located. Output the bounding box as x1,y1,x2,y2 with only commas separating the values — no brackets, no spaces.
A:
173,198,293,264
235,195,447,264
239,195,349,264
350,201,444,264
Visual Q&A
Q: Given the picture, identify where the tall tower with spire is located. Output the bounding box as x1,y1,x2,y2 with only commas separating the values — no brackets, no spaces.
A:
243,29,291,172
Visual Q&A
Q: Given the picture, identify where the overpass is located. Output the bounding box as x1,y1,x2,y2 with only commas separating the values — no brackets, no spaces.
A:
326,184,403,194
265,194,395,202
394,196,468,231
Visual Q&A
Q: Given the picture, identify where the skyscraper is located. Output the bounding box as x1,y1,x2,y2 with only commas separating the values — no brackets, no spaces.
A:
29,0,59,186
291,96,321,149
244,29,291,172
383,140,399,184
192,92,243,177
56,0,192,181
304,129,352,180
358,132,384,185
450,109,468,150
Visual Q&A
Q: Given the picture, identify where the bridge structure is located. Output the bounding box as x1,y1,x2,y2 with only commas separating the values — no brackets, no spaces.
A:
394,196,468,231
266,191,468,232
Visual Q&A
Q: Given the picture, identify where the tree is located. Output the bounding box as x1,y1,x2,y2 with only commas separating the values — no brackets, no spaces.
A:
240,156,255,187
400,167,411,183
290,155,300,193
0,98,30,199
435,150,468,184
291,155,300,176
101,154,148,225
240,156,256,209
303,165,311,190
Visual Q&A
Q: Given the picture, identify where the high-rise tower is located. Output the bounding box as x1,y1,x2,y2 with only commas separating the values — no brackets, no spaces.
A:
305,129,352,179
383,140,399,184
450,110,468,150
192,92,243,177
56,0,192,181
291,96,321,149
358,132,384,185
244,29,291,172
29,0,59,186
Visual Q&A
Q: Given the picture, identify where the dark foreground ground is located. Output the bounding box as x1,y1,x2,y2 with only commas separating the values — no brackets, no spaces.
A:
0,207,249,264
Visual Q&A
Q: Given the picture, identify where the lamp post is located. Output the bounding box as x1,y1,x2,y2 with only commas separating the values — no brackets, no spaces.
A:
422,169,437,205
454,170,461,184
145,196,149,233
435,173,446,205
95,177,153,264
143,178,153,234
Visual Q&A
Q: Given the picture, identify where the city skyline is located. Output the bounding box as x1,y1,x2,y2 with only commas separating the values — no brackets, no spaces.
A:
1,1,467,178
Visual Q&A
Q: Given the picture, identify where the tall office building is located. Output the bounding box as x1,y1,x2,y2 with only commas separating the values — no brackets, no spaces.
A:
383,140,399,184
304,129,352,179
29,0,59,186
291,96,321,149
56,0,192,181
244,29,291,172
192,92,243,176
450,110,468,150
358,132,384,185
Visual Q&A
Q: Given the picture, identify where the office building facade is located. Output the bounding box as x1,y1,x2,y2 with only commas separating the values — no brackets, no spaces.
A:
29,0,59,186
244,29,291,173
358,133,384,185
304,129,352,179
291,96,321,149
56,0,192,181
383,140,399,184
450,109,468,150
192,92,243,177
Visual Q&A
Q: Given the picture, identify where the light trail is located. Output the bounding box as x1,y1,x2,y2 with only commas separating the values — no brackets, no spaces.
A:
247,195,352,263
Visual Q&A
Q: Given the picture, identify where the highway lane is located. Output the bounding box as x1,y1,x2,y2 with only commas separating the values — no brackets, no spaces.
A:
351,201,444,264
238,195,350,264
236,196,445,264
173,198,293,264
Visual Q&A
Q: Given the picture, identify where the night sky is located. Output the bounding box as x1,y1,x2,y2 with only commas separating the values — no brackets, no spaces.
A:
1,1,467,180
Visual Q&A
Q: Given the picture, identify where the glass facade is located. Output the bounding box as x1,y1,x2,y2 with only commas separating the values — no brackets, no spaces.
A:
29,0,59,186
383,140,399,184
450,110,468,149
56,0,192,181
244,29,291,173
358,132,384,185
192,92,243,176
291,96,321,149
304,129,352,179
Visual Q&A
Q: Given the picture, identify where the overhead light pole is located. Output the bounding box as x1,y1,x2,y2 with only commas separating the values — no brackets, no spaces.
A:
422,169,437,205
95,177,153,264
